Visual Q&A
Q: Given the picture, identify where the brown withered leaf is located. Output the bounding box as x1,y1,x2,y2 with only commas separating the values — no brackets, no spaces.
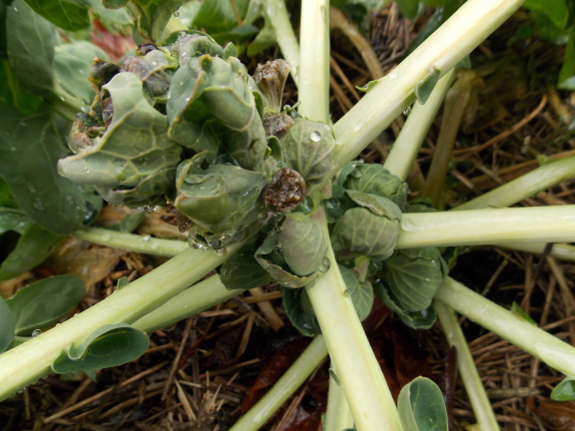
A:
528,397,575,431
241,337,310,414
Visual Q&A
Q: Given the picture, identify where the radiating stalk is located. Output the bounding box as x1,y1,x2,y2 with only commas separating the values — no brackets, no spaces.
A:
396,205,575,249
228,336,328,431
331,0,526,175
495,242,575,261
436,277,575,378
298,0,330,123
324,364,355,431
0,240,247,401
383,69,456,181
72,227,188,257
435,301,501,431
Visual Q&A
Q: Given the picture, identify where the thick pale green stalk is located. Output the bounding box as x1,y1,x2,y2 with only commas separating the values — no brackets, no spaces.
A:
0,242,245,401
228,336,328,431
383,69,456,181
72,227,188,257
265,0,300,85
331,0,525,172
396,205,575,249
306,209,404,431
454,156,575,211
435,301,501,431
324,366,355,431
436,277,575,377
496,242,575,261
298,0,330,122
132,275,244,333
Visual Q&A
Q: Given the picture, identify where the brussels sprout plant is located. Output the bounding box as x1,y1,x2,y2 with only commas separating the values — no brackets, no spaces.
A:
2,0,575,430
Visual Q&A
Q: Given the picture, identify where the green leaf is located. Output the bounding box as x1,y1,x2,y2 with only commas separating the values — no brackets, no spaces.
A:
511,301,537,326
116,276,129,289
339,265,374,321
0,0,11,59
381,248,447,312
551,377,575,401
88,0,132,25
192,0,250,34
524,0,569,31
559,31,575,89
0,208,31,234
119,210,145,233
0,216,66,282
247,22,275,57
211,25,259,46
58,72,182,208
395,0,423,20
54,42,107,104
398,377,448,431
0,105,102,234
22,0,90,31
52,323,150,373
376,282,437,329
102,0,129,7
5,275,85,335
415,67,441,105
219,242,273,290
0,177,18,208
282,287,321,337
0,296,15,353
7,0,55,96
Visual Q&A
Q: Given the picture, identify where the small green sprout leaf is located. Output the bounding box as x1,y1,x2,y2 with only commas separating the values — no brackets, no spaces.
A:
0,296,15,353
116,276,129,290
415,67,441,105
339,265,374,321
282,287,321,336
5,275,85,336
192,0,250,34
398,377,448,431
511,302,537,326
551,377,575,401
51,323,149,374
356,80,379,93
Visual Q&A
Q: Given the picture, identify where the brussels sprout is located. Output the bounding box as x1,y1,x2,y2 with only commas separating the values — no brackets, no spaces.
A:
171,31,226,66
282,116,336,191
174,156,268,243
375,282,437,330
379,247,448,313
339,162,409,209
167,54,267,170
282,286,322,336
255,213,329,288
339,265,374,321
58,73,182,208
331,194,402,261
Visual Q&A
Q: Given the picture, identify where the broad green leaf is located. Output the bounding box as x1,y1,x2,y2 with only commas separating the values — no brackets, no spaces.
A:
381,248,447,312
376,282,437,329
0,60,43,114
88,0,132,25
0,105,102,234
345,190,403,218
339,265,374,321
0,296,15,353
22,0,90,31
394,0,423,20
219,242,273,290
192,0,250,34
398,377,448,431
54,42,108,104
129,0,184,41
5,275,85,335
0,177,18,208
0,221,66,282
559,31,575,89
247,22,275,57
282,117,336,191
52,323,150,373
210,25,259,46
524,0,569,31
282,287,321,337
0,208,30,234
415,67,441,105
551,377,575,401
102,0,129,7
58,72,182,208
7,0,55,96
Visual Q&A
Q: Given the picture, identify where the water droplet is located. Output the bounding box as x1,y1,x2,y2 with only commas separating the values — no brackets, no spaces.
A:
173,11,180,16
310,131,321,142
179,81,184,86
26,183,36,193
388,69,398,79
151,61,158,66
31,329,42,337
32,198,44,211
343,289,351,297
78,69,84,74
142,235,151,242
13,6,18,11
350,169,363,178
60,97,66,101
403,105,412,115
185,97,190,102
318,257,330,273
